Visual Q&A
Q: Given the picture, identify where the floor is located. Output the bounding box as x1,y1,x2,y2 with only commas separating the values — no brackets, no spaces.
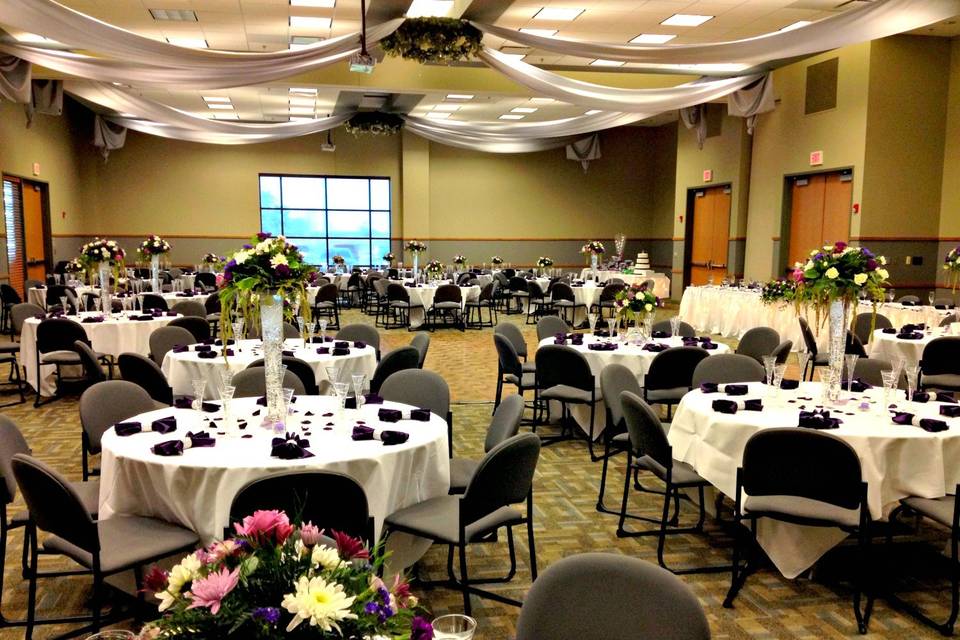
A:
0,304,955,639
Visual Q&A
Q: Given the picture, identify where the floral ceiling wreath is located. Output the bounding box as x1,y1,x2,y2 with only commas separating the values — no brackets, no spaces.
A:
379,17,483,64
344,111,404,136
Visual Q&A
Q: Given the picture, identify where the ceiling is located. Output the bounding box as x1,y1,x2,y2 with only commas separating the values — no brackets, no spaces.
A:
4,0,958,125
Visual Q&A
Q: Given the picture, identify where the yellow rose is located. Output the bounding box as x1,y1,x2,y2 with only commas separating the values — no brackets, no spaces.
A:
825,267,840,279
853,273,868,285
877,268,889,280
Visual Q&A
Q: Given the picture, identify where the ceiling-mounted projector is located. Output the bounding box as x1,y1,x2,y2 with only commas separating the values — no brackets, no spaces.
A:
349,51,375,74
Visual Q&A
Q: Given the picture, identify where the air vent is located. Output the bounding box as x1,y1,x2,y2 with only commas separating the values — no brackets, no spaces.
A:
805,58,838,114
149,8,198,21
705,103,723,138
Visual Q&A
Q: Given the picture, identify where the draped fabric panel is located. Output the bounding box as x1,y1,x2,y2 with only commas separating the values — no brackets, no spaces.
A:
726,75,776,134
566,134,601,172
25,78,63,126
402,117,578,153
0,55,31,103
93,114,126,159
679,105,706,150
472,0,960,68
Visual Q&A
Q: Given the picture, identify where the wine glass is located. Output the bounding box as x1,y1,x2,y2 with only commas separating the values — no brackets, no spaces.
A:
929,291,936,307
296,316,306,343
352,373,366,408
318,318,329,343
92,297,101,313
232,320,244,341
220,384,236,436
762,355,776,387
796,348,811,382
432,615,477,640
59,296,69,314
670,315,681,338
332,381,350,420
325,365,340,387
587,312,598,335
880,370,898,411
191,378,206,409
772,363,787,401
844,354,859,393
606,318,616,341
283,387,299,434
904,363,919,402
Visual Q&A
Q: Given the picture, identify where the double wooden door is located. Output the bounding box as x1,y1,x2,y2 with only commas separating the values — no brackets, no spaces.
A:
2,175,49,296
787,171,852,270
688,186,731,286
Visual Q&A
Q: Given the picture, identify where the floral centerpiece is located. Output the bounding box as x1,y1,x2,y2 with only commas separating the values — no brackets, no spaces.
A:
760,278,797,305
581,241,605,256
379,17,483,64
424,260,444,280
203,253,224,267
344,112,404,136
944,246,960,291
405,241,427,275
491,256,504,266
383,252,396,266
452,254,467,268
614,283,660,324
141,509,433,639
138,235,171,258
332,255,346,265
79,237,125,268
64,258,84,275
536,257,554,268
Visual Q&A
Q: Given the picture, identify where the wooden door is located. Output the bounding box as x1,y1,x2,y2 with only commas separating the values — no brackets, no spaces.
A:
688,187,731,286
22,182,46,282
787,172,851,270
821,172,852,245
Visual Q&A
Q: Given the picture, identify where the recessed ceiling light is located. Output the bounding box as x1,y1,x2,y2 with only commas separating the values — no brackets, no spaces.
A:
630,33,676,44
202,96,231,103
520,28,558,37
406,0,453,18
585,109,602,115
529,97,555,104
661,14,713,27
446,94,474,100
511,107,537,113
290,0,336,6
289,106,316,115
166,37,208,48
289,87,318,95
499,114,525,120
780,20,812,32
432,104,461,112
148,8,198,21
207,103,234,110
532,7,584,21
591,59,625,67
289,16,332,29
289,36,324,49
426,111,452,119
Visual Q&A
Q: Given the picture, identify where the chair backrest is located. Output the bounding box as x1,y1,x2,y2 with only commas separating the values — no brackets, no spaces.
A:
797,317,819,355
0,416,30,505
195,273,217,290
45,284,69,307
230,470,371,540
598,283,624,303
493,333,524,379
204,293,222,314
433,284,462,305
247,356,318,395
845,331,867,357
741,428,864,512
282,322,300,339
651,319,695,338
477,281,494,302
170,300,206,318
494,322,527,359
141,293,169,312
528,280,546,299
735,326,781,362
118,352,172,405
691,353,765,387
898,295,920,305
0,284,22,305
80,380,158,453
372,277,390,298
386,283,409,303
509,276,529,293
315,282,339,304
11,302,43,335
600,364,642,430
515,552,710,640
621,391,670,470
644,346,709,392
36,318,87,354
551,282,575,302
369,346,420,394
853,312,892,344
934,297,955,309
24,279,43,293
537,315,570,342
379,369,450,420
770,340,792,365
12,454,98,552
462,433,541,526
346,272,362,288
410,333,430,368
336,324,381,355
921,337,960,376
485,394,524,452
535,345,594,393
149,325,196,365
940,313,960,327
232,366,306,397
849,357,893,386
168,316,211,342
74,340,106,384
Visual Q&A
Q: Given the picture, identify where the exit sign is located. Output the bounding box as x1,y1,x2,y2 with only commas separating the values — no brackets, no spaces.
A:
702,169,712,182
809,150,823,166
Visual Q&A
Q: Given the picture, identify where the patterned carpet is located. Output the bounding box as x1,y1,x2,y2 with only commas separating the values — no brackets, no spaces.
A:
0,306,955,639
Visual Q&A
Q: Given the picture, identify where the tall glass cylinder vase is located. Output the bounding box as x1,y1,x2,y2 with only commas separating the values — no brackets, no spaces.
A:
150,254,160,293
590,253,599,281
98,263,112,313
412,253,419,281
826,298,847,402
260,292,285,428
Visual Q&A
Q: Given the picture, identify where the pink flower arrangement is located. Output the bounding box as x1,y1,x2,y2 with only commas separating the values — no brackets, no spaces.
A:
187,566,240,615
233,509,294,546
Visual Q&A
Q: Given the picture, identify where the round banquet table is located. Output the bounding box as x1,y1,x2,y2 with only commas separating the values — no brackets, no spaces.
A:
21,311,178,396
98,396,450,569
537,333,730,438
155,291,209,306
28,285,100,308
162,338,378,399
868,327,960,368
668,380,960,578
577,269,671,298
403,284,480,328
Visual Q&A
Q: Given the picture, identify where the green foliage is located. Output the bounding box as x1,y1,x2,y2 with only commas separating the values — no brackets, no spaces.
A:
379,17,483,64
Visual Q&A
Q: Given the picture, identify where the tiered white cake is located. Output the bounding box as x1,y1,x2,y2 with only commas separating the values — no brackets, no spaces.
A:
633,251,654,276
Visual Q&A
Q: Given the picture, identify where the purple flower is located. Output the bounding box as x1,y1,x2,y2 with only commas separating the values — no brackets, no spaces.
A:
256,232,272,241
252,607,280,625
834,241,847,252
865,258,878,271
862,248,875,259
275,263,291,277
814,252,826,262
242,244,253,250
411,616,434,640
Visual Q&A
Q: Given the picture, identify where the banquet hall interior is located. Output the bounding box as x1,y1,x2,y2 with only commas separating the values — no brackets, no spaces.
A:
4,0,960,638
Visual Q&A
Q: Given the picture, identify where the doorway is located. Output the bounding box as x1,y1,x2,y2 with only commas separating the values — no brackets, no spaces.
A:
2,175,51,297
685,184,731,286
784,169,852,272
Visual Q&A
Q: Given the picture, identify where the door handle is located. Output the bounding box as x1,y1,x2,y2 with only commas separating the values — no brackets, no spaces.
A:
689,261,709,268
713,263,727,269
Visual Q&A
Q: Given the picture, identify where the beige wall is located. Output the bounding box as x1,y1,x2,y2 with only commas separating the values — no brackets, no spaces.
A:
940,38,960,240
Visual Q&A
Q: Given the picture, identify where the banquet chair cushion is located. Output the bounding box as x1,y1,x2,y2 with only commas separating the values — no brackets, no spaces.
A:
385,495,524,544
39,350,81,365
0,343,18,354
70,479,101,517
522,361,537,373
743,494,861,528
539,384,598,404
636,455,705,487
920,373,960,390
42,515,200,574
611,432,631,446
504,372,536,388
644,386,690,402
900,494,955,528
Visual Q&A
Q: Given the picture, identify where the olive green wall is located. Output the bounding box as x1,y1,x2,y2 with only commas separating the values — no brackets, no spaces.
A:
939,37,960,290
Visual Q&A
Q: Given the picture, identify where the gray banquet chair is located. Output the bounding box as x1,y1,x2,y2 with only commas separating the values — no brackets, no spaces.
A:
493,333,537,412
149,325,196,366
449,393,524,494
934,297,955,309
410,333,430,368
79,380,158,481
73,340,107,385
536,315,570,342
642,346,708,421
10,302,44,341
651,319,696,338
940,313,960,327
232,366,306,397
169,300,205,318
380,368,452,456
798,317,830,380
898,295,921,306
118,352,173,405
495,322,534,373
691,354,765,387
770,339,793,365
853,312,892,345
919,337,960,392
735,326,780,364
597,363,643,515
535,344,601,455
247,356,319,396
336,324,381,359
167,316,211,342
847,357,894,387
515,552,710,640
369,346,420,394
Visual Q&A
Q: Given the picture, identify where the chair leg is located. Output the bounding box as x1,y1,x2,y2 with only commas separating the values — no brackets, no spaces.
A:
25,526,38,639
527,496,538,580
853,528,874,634
723,512,746,608
596,436,614,511
457,542,471,617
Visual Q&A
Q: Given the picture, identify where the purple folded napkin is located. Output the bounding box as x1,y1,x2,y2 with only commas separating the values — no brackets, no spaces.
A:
35,285,45,289
32,313,45,320
185,430,216,447
317,347,330,354
194,344,212,352
798,409,841,430
901,300,918,307
213,338,235,346
152,440,183,456
910,391,931,402
882,327,898,334
310,336,335,344
202,338,215,345
332,347,350,356
897,331,924,340
351,425,409,445
780,379,800,390
271,433,313,459
334,341,349,349
641,343,667,352
938,392,958,404
941,405,960,418
553,337,567,345
701,341,718,350
132,314,154,321
841,378,873,393
115,421,143,436
588,342,618,351
172,344,189,354
892,412,948,432
936,304,954,310
282,350,295,357
699,383,747,396
378,408,402,423
172,397,218,412
165,311,177,317
197,350,217,359
353,341,367,349
593,330,612,338
364,393,384,404
223,348,235,357
651,330,669,338
81,316,105,323
902,323,926,332
151,416,178,433
410,408,431,422
712,398,763,414
345,395,361,409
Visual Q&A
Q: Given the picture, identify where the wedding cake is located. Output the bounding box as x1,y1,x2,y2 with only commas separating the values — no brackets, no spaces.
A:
635,252,651,270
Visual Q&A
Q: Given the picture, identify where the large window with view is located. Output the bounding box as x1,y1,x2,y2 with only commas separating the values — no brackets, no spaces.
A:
259,174,391,268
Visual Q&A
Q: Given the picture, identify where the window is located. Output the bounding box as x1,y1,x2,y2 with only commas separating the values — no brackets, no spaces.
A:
258,174,391,267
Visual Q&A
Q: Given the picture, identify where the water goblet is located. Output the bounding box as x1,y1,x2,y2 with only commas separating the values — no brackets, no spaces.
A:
232,320,244,341
929,291,936,307
844,354,859,394
773,363,787,400
220,384,236,435
905,363,919,403
432,614,477,640
796,349,811,382
606,318,616,341
59,296,69,314
587,313,598,334
762,355,776,387
880,370,898,412
332,381,350,420
283,387,300,434
296,316,306,343
318,318,329,343
670,315,681,338
218,368,234,394
352,373,366,409
191,378,206,409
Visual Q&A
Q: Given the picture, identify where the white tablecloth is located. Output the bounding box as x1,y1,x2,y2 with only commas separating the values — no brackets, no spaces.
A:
99,396,450,567
668,380,960,578
21,311,178,396
403,284,480,328
28,285,99,308
867,328,958,368
537,334,730,438
162,338,378,399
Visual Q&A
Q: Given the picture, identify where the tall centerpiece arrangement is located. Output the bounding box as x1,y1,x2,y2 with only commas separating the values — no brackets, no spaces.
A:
536,256,554,276
202,253,224,272
614,283,660,338
331,254,346,274
491,256,504,267
614,233,627,264
760,278,797,306
424,260,444,282
582,241,605,281
452,254,468,272
405,241,427,278
220,233,315,428
944,246,960,294
138,234,172,293
792,242,888,400
383,252,396,268
140,509,433,639
79,238,125,311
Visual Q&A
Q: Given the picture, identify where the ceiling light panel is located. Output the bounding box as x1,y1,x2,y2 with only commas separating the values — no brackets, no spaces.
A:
289,16,332,29
511,107,537,113
207,103,234,110
202,96,231,103
499,114,524,120
532,7,584,21
149,8,198,21
406,0,454,18
520,28,558,37
289,106,316,115
446,94,474,100
289,87,318,95
590,59,625,67
529,97,555,104
660,14,714,27
585,109,601,115
290,0,336,7
166,37,208,48
630,33,676,44
288,97,316,106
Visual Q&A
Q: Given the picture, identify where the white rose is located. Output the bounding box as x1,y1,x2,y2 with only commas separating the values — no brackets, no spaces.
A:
644,303,653,312
270,254,288,267
825,267,839,279
234,250,251,265
879,256,887,265
804,261,814,270
853,273,868,285
877,268,889,280
311,545,342,571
